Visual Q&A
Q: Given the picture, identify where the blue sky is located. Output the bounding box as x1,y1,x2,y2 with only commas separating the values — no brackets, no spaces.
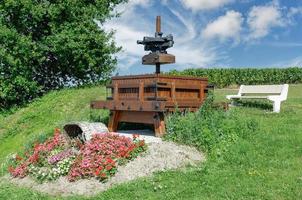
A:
102,0,302,75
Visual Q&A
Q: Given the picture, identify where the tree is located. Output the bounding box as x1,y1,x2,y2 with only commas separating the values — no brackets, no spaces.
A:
0,0,126,108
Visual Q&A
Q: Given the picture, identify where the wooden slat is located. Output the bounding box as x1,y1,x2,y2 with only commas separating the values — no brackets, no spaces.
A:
113,83,118,101
175,84,201,90
111,74,208,81
165,101,203,108
108,83,140,89
118,111,155,124
145,97,167,101
139,82,144,101
91,100,166,112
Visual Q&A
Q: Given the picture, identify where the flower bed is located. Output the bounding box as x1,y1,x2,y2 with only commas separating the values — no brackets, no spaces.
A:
8,130,147,183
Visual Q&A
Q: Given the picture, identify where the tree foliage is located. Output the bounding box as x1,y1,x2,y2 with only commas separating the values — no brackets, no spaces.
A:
0,0,126,108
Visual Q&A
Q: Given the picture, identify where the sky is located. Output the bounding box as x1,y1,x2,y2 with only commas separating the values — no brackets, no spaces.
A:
101,0,302,75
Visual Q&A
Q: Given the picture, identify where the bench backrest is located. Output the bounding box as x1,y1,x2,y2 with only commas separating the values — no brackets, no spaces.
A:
240,85,282,94
238,84,289,100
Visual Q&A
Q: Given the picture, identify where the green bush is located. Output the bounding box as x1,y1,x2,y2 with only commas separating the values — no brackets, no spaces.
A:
165,95,258,155
0,0,126,109
169,67,302,88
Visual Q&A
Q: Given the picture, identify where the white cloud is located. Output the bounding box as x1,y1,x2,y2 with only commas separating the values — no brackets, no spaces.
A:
267,42,302,47
118,0,150,9
180,0,234,11
104,23,147,57
272,56,302,67
286,7,302,25
168,9,196,43
114,0,151,18
288,7,302,17
287,56,302,67
100,0,153,72
129,0,150,6
247,3,284,39
202,11,243,42
169,45,219,69
102,22,148,72
100,0,222,73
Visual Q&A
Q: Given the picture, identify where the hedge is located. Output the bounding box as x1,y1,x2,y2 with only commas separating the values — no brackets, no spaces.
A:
168,67,302,88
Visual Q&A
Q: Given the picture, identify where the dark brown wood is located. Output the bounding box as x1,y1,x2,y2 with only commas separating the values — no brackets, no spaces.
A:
156,63,160,74
119,111,155,124
156,16,161,33
142,53,175,65
153,112,165,137
108,111,120,132
111,74,207,81
91,100,166,112
91,74,208,136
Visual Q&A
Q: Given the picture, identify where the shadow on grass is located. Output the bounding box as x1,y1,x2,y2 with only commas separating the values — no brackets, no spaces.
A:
234,99,273,111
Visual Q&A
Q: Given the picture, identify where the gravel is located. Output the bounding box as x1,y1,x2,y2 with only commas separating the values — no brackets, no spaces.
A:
4,133,205,197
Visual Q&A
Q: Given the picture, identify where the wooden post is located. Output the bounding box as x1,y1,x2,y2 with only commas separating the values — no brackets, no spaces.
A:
108,111,120,132
139,81,144,102
113,83,119,101
199,85,204,102
171,82,176,102
154,112,165,137
156,16,161,33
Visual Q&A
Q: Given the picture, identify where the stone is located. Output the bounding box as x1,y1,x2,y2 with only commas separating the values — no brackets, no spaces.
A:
63,122,109,141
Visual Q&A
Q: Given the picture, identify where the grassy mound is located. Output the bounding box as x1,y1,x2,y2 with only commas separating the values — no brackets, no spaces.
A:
0,84,302,199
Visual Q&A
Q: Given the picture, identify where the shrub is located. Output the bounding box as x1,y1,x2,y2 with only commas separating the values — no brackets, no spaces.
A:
165,94,258,155
0,0,126,109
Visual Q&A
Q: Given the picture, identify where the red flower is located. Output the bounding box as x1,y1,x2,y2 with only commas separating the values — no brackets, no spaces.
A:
132,134,140,139
28,152,39,163
106,158,114,164
95,169,100,176
105,165,113,171
100,173,107,178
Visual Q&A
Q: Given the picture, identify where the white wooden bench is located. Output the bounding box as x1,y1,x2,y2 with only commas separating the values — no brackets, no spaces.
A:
226,84,289,113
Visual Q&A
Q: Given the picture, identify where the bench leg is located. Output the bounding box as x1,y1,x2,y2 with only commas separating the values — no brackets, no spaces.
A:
273,100,281,113
230,99,238,107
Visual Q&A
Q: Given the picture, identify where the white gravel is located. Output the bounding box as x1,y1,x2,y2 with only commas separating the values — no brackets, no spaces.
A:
4,131,204,197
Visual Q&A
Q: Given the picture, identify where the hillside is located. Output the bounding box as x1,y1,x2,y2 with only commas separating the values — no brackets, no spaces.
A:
0,86,107,174
0,85,302,199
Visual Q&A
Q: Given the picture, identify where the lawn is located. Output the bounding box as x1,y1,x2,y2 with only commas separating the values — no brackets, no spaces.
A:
0,85,301,200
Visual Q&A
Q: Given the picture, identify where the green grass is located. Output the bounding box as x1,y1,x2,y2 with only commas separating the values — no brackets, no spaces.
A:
0,86,108,175
0,85,302,199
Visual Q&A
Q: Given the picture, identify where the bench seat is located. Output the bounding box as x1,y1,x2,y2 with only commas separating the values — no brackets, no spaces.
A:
227,95,268,99
226,84,289,113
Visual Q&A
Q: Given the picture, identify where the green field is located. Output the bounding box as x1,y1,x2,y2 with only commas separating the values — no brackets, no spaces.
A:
0,85,301,200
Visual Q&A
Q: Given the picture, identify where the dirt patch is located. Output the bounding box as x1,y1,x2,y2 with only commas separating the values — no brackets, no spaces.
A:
4,140,204,197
